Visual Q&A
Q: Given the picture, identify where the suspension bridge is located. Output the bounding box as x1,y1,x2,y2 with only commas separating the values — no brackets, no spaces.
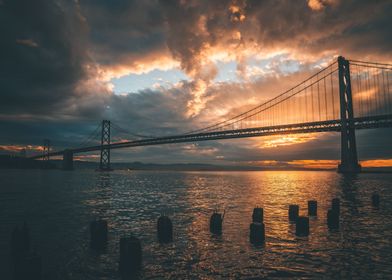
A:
30,56,392,173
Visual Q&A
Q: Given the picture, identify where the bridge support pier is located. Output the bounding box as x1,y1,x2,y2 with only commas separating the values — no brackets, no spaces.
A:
62,149,73,170
337,56,361,173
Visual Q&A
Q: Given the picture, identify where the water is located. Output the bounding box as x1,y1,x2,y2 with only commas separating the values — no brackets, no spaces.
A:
1,170,392,279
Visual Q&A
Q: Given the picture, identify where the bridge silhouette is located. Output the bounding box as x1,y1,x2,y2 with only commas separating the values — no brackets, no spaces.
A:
31,56,392,173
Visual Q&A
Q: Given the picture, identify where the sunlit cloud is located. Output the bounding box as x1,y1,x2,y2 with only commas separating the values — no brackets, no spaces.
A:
259,134,316,148
229,2,246,22
361,159,392,168
307,0,338,11
287,159,338,169
246,160,280,166
181,144,219,156
285,158,392,169
98,52,179,82
74,154,100,161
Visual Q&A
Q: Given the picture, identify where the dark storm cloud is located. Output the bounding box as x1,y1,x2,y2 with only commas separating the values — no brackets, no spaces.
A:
0,0,391,164
0,0,93,116
80,0,167,65
242,0,392,58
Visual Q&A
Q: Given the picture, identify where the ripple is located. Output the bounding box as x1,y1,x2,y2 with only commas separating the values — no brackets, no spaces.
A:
0,170,392,279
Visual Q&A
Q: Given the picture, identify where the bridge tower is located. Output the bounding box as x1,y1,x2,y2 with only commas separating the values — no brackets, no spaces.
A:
43,139,51,161
337,56,361,173
99,120,112,171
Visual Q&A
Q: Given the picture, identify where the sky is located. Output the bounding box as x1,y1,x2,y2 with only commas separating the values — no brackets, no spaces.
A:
0,0,392,169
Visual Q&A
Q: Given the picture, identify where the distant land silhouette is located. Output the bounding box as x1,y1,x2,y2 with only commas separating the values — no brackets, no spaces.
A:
1,155,391,172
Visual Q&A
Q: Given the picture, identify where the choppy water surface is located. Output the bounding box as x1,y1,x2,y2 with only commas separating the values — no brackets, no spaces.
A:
0,170,392,279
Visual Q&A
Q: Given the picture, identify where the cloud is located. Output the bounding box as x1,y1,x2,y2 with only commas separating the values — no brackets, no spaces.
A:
0,144,44,153
259,134,316,148
361,159,392,168
0,0,94,118
307,0,338,11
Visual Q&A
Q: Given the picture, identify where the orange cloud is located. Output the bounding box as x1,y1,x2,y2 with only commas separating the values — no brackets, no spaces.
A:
287,159,338,169
0,145,44,152
181,143,219,156
229,2,246,22
246,160,280,166
74,154,100,161
361,159,392,168
286,159,392,169
307,0,339,11
259,134,316,148
97,50,179,82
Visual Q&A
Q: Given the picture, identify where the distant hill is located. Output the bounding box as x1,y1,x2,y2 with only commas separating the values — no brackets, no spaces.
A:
1,156,391,172
64,160,334,171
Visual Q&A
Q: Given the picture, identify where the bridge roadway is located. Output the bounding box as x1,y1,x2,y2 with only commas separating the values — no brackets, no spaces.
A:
31,114,392,159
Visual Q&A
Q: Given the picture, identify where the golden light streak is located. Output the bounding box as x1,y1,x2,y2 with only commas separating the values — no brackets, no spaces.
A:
259,134,316,148
74,154,100,161
287,160,338,169
361,159,392,168
246,160,279,166
285,159,392,169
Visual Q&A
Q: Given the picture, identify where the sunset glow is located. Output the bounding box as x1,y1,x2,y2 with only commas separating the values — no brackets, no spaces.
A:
0,145,44,153
2,2,392,279
0,0,391,170
260,134,316,148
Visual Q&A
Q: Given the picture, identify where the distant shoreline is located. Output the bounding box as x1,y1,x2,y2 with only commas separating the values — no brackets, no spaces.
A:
1,155,391,173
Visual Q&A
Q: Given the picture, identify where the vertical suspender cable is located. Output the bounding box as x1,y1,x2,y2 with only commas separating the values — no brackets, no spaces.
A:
330,66,335,119
372,68,380,115
317,74,321,121
305,85,308,122
324,77,328,120
387,71,391,114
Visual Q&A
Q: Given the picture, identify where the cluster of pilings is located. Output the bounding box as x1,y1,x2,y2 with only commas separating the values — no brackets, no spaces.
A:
210,193,382,242
290,198,339,236
10,223,42,280
11,192,380,278
86,192,383,277
290,192,381,236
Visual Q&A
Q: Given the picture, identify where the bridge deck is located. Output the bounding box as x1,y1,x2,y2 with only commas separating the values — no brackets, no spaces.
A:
31,114,392,159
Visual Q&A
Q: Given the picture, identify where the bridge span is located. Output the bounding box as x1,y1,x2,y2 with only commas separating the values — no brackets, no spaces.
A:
31,56,392,173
